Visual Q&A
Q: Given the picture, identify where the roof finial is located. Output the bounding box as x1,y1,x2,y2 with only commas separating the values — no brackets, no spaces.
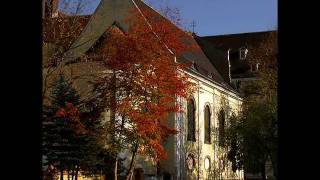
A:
191,20,197,34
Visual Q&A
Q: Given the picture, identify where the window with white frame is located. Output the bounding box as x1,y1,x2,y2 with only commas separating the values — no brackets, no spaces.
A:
256,63,260,71
239,47,248,60
251,63,260,72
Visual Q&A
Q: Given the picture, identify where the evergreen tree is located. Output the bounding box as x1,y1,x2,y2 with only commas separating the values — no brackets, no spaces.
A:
43,75,124,180
42,75,85,179
49,75,80,109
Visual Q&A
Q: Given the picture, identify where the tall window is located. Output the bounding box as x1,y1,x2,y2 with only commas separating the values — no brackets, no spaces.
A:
187,98,196,141
218,109,226,146
204,105,211,144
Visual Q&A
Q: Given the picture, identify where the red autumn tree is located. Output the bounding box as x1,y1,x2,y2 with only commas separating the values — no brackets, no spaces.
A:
88,5,196,179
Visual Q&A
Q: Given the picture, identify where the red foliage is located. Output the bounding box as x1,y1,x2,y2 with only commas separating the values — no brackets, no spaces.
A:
88,6,196,161
55,102,87,135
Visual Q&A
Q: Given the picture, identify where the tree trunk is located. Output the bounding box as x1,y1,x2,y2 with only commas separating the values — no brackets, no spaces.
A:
67,170,70,180
75,166,79,180
126,144,139,180
60,169,64,180
71,168,75,180
110,70,118,180
114,157,118,180
129,171,134,180
261,163,266,180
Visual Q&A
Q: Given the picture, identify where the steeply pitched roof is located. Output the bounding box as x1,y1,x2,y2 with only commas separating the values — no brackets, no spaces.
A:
193,35,230,83
201,30,276,50
63,0,236,92
196,31,277,80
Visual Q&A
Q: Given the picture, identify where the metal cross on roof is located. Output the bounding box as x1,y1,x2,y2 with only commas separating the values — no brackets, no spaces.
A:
191,20,197,33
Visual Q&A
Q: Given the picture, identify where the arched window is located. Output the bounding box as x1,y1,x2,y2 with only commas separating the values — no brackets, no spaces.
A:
204,105,211,144
187,98,196,141
218,109,226,146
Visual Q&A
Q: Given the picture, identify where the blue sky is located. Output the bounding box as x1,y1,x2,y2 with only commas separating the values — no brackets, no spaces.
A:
60,0,277,36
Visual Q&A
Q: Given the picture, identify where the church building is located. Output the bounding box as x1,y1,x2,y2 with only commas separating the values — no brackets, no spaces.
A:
41,0,276,179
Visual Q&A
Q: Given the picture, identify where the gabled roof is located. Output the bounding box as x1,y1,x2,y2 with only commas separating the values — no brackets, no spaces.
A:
64,0,147,62
63,0,236,92
134,0,232,88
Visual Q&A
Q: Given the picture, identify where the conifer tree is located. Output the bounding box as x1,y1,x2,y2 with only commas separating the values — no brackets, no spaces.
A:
43,75,125,180
42,75,85,180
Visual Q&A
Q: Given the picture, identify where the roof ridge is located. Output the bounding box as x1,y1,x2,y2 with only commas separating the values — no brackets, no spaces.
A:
131,0,174,55
202,30,277,38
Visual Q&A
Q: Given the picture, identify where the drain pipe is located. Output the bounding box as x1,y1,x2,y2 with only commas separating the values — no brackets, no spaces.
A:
197,81,200,180
213,92,216,180
227,49,232,83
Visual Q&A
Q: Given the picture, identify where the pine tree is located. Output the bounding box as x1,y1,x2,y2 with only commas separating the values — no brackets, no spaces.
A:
49,75,80,109
42,74,84,179
43,75,123,179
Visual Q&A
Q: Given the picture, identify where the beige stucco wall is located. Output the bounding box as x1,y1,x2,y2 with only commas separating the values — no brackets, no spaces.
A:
160,71,244,180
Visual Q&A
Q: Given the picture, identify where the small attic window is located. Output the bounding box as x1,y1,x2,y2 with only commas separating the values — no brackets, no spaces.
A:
239,47,248,60
256,63,260,71
208,73,213,79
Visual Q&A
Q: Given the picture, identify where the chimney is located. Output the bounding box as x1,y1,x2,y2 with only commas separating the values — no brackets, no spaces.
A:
52,0,59,17
43,0,59,18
